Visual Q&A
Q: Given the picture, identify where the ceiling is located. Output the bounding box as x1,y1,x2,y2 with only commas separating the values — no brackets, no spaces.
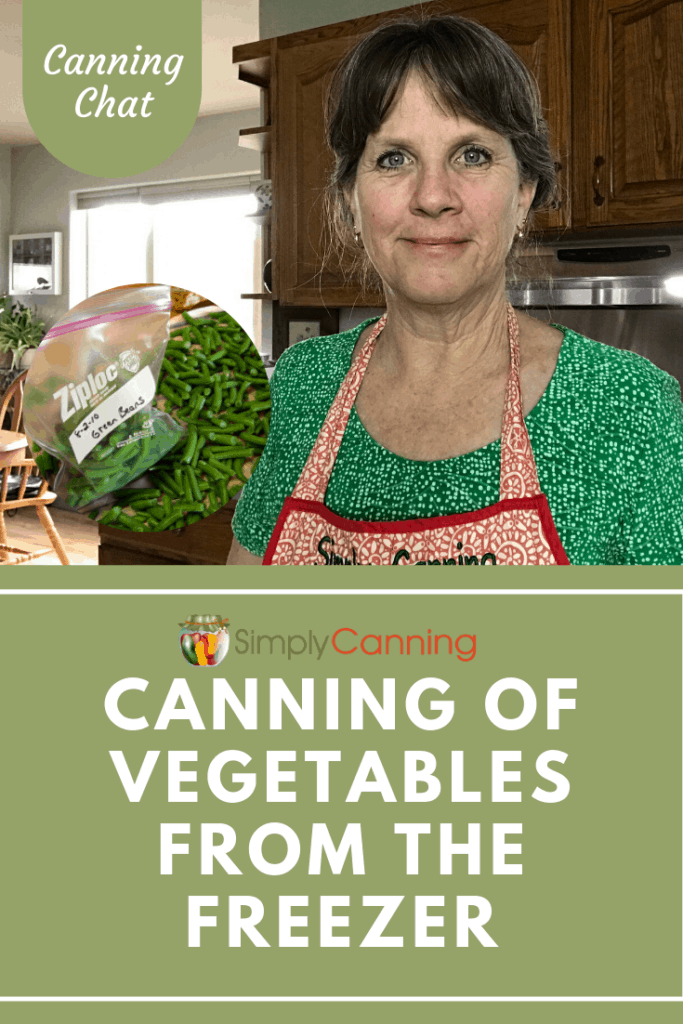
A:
0,0,261,145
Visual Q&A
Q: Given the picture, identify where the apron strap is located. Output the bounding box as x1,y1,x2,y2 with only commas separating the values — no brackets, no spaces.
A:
292,315,387,502
499,303,542,500
292,305,542,504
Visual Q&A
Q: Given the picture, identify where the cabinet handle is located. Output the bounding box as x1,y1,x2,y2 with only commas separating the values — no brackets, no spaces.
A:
592,156,605,207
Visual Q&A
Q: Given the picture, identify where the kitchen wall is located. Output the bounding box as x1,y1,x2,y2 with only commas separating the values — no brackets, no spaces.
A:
260,0,402,38
9,109,261,329
0,144,11,294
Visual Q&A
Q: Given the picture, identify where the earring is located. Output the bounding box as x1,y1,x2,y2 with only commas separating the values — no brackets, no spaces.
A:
517,219,527,240
354,229,361,243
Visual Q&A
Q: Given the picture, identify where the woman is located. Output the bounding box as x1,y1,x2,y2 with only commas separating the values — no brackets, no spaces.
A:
229,14,683,565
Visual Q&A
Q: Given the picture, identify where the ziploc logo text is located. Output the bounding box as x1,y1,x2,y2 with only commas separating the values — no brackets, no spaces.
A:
53,362,119,423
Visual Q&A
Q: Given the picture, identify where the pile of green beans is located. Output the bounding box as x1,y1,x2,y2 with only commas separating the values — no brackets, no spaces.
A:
96,310,270,532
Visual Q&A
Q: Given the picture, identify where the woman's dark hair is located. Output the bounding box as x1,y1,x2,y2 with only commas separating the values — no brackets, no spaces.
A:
324,13,562,295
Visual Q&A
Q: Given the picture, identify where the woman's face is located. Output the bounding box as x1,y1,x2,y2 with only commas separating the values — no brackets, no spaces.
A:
347,71,536,308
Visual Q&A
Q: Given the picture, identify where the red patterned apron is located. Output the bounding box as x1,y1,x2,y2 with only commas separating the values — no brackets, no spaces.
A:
264,304,569,565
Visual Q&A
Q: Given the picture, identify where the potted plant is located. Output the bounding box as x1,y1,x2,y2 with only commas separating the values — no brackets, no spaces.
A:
0,296,46,369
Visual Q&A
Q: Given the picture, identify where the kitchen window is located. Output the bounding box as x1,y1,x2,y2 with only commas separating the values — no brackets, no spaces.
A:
69,173,262,343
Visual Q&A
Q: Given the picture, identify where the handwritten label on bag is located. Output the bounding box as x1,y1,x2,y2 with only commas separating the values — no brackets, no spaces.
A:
69,365,155,463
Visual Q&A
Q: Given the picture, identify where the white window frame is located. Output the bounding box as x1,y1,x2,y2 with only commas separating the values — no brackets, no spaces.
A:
68,171,263,342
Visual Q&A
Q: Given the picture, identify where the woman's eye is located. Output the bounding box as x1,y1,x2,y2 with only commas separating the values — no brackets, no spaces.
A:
377,150,407,170
461,146,492,166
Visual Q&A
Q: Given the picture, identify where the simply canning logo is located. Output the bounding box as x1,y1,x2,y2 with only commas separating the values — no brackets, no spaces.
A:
232,627,476,662
179,615,230,667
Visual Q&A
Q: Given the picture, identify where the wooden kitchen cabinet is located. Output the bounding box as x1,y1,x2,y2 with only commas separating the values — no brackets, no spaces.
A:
572,0,683,229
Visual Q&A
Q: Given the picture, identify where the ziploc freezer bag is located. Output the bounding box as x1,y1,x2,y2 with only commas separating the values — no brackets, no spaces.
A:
23,285,185,509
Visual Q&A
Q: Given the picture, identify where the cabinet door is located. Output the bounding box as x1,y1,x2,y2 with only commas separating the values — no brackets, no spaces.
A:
276,32,381,307
573,0,683,227
276,0,570,307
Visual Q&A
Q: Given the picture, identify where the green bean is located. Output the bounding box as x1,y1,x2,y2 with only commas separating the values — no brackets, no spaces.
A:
121,513,148,529
129,498,160,511
185,465,203,503
191,435,205,469
160,383,185,405
181,425,198,464
229,447,258,458
197,459,225,481
154,470,183,497
233,461,248,484
210,382,223,413
183,472,193,503
206,456,232,474
208,448,240,459
206,421,242,434
155,509,185,531
206,348,227,365
92,443,117,462
99,506,122,526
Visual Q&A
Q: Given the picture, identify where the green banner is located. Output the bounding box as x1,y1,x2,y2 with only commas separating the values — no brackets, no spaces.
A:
22,0,202,176
0,569,680,1024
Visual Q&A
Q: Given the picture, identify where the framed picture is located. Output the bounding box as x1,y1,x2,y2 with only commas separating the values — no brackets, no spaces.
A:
272,302,340,361
9,232,62,296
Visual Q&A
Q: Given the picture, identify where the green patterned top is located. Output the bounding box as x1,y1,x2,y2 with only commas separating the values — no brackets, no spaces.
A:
233,317,683,565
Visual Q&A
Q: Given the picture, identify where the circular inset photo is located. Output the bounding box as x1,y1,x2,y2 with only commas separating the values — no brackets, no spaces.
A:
23,284,270,533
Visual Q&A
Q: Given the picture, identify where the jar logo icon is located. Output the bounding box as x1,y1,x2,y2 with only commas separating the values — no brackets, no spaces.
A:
179,615,230,667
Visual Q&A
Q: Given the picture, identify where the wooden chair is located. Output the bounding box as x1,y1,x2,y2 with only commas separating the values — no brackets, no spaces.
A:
0,371,70,565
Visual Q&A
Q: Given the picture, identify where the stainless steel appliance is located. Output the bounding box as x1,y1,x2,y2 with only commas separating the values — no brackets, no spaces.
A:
508,233,683,386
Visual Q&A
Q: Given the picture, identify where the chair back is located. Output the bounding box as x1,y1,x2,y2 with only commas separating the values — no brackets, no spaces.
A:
0,371,28,433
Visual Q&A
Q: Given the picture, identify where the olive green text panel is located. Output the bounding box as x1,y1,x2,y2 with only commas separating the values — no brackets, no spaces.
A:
0,591,680,999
